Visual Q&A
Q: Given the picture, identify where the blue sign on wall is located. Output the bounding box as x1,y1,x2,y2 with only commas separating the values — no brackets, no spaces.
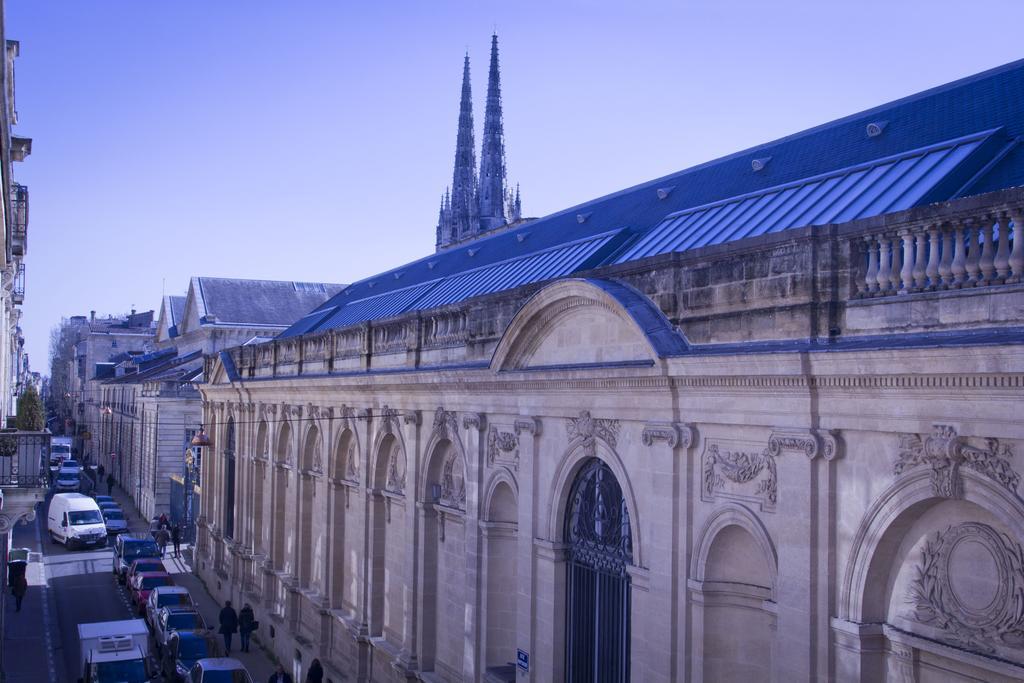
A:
517,649,529,672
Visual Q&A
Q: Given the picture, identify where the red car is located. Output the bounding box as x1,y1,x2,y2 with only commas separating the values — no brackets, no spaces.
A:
129,571,174,615
125,557,165,589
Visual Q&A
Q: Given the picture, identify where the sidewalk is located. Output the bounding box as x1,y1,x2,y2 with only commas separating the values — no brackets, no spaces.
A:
105,482,279,682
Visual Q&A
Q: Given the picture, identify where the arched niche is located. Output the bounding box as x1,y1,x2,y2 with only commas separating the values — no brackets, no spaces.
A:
490,278,686,372
332,428,360,483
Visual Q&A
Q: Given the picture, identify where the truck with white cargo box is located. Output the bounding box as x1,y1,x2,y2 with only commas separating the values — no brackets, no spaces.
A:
77,618,156,683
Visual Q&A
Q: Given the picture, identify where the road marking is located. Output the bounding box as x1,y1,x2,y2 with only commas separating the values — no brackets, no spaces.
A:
33,513,59,683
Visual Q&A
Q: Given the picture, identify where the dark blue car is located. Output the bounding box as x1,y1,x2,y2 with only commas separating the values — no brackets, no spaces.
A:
162,631,221,682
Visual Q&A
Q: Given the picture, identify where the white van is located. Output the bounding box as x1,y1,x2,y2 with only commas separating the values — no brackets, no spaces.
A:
48,493,107,549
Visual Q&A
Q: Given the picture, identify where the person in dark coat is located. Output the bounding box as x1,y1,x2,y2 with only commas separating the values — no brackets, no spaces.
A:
105,472,115,495
218,600,238,653
267,665,293,683
305,658,324,683
11,574,27,612
155,526,170,558
171,523,182,558
238,602,256,652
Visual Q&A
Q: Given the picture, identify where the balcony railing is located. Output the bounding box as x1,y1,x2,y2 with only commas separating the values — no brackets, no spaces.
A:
855,207,1022,297
0,431,50,488
12,262,24,304
10,183,27,256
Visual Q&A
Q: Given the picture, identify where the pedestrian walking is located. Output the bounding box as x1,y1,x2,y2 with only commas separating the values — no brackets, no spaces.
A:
155,526,170,558
158,512,169,529
305,658,324,683
218,600,238,654
105,472,115,495
267,665,293,683
97,463,105,479
11,574,27,612
171,523,182,558
238,602,256,653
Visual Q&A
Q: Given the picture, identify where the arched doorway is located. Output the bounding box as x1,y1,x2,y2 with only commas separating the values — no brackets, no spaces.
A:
564,458,632,683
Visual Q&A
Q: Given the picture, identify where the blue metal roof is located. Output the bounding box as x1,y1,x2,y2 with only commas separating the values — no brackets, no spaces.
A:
282,59,1024,338
617,129,1002,261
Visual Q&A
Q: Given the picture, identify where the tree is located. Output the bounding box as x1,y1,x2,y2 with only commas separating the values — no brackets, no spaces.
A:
16,385,45,431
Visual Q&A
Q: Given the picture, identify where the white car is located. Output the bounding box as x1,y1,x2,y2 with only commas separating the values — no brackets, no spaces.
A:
54,466,81,492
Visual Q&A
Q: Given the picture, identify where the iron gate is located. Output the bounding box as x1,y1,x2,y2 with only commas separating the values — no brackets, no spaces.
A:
565,458,632,683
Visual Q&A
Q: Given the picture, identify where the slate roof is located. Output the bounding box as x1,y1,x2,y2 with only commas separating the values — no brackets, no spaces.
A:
193,277,346,328
164,295,186,338
282,58,1024,338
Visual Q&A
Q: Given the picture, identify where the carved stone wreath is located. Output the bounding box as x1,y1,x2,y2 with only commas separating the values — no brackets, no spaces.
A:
567,411,619,458
380,405,400,435
702,443,777,509
895,425,1019,500
908,522,1024,653
487,426,519,470
432,407,459,440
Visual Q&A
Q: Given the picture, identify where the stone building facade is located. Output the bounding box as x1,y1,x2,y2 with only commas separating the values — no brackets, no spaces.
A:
197,60,1024,683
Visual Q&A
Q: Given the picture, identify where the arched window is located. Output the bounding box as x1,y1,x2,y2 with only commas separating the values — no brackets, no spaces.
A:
564,458,632,682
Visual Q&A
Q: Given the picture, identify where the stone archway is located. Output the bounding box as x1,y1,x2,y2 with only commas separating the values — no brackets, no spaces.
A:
564,457,633,683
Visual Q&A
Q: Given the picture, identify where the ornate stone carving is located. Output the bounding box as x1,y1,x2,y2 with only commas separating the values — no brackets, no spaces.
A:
908,522,1024,653
641,422,694,449
343,441,359,483
403,410,421,426
384,442,406,495
487,426,519,470
432,407,458,438
380,405,399,435
438,452,467,510
702,443,777,509
462,413,485,432
567,411,619,458
895,425,1018,499
514,417,541,436
765,429,840,460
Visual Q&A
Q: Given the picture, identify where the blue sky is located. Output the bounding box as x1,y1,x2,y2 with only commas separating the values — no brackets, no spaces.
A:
9,0,1023,371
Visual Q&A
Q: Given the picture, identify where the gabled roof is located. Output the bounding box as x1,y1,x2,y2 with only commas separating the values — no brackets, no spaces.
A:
156,295,187,340
184,277,346,334
283,58,1024,339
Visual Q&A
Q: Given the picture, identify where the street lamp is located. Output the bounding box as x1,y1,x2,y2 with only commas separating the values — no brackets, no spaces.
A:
184,426,209,545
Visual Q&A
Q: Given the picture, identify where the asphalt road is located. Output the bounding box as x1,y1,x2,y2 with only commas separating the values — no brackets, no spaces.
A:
9,486,148,683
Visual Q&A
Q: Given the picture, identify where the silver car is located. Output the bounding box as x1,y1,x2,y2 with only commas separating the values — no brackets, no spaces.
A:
153,606,207,656
101,507,128,534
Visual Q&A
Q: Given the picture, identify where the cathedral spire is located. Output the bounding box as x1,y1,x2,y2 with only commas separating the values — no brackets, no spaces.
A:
478,33,507,231
448,52,479,244
436,188,453,248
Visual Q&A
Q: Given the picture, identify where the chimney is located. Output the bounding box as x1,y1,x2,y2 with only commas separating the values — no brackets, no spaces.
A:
90,310,95,323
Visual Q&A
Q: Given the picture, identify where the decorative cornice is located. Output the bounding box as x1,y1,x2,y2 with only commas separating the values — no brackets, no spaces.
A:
641,422,694,449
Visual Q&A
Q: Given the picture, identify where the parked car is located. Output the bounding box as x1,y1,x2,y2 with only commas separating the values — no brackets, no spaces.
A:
101,507,129,535
145,586,195,629
98,500,120,511
47,493,106,549
128,571,174,615
62,458,82,473
153,606,207,655
186,658,253,683
54,466,81,492
93,495,115,505
113,535,161,584
125,558,165,593
161,631,221,682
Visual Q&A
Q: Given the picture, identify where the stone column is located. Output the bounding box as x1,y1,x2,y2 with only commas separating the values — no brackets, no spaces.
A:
396,409,422,677
768,429,838,683
515,417,541,681
639,422,694,683
461,413,487,681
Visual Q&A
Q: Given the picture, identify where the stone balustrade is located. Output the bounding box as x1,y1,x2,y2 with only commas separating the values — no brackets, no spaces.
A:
856,207,1022,297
